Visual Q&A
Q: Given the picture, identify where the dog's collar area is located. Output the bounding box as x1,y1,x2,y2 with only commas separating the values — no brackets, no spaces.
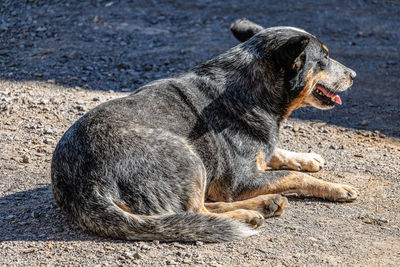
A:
313,84,341,105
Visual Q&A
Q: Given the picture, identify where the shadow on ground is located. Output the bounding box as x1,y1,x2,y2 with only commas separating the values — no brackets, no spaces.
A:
0,185,91,242
0,185,331,242
1,0,399,137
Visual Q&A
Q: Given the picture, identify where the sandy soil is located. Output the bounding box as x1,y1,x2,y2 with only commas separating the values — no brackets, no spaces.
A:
1,0,399,266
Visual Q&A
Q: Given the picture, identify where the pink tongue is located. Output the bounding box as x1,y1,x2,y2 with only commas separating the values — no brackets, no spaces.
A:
332,95,342,105
317,85,342,105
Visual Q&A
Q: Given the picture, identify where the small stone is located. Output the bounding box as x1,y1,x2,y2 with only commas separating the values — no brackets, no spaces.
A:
43,128,54,135
195,241,203,246
22,155,30,163
173,242,185,249
378,218,388,223
307,237,318,242
69,51,79,59
92,97,100,102
361,120,369,126
93,16,100,23
31,211,40,218
329,145,337,150
38,99,49,105
140,244,150,250
183,258,192,264
36,26,47,32
354,154,364,158
43,138,54,144
23,248,36,253
166,259,177,265
132,252,141,260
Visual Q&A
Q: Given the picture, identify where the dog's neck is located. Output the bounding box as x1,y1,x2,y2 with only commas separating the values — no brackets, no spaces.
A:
191,46,292,126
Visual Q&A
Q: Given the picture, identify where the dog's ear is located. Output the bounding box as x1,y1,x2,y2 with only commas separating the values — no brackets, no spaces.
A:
230,19,264,42
275,35,309,71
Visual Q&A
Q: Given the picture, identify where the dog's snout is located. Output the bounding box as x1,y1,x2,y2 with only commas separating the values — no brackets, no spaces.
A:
348,69,356,80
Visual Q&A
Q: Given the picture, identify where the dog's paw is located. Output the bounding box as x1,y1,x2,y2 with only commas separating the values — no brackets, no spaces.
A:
231,209,264,229
269,149,325,172
329,184,358,202
252,194,289,218
286,152,325,172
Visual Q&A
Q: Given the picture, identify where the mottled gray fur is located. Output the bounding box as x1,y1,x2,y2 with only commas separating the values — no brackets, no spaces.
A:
51,20,355,242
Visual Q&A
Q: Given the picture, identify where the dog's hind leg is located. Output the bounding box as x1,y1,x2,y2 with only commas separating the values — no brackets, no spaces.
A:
234,171,358,202
205,194,289,218
267,148,325,172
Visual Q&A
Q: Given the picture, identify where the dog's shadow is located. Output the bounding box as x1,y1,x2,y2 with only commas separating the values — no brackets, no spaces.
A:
0,184,328,242
0,185,98,242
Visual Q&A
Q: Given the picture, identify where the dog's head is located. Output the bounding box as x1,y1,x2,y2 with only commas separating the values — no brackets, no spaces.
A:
231,19,356,116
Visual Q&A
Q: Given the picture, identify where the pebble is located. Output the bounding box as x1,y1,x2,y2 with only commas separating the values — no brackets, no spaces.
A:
132,252,141,260
183,258,192,264
22,155,30,163
173,242,186,249
23,248,36,254
43,138,54,144
361,120,369,126
31,211,40,218
195,241,203,246
43,128,54,135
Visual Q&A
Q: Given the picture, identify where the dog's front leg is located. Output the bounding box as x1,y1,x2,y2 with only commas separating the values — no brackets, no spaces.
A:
267,148,325,172
235,171,358,202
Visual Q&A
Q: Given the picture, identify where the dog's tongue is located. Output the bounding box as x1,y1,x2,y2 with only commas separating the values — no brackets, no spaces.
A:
331,95,342,105
317,85,342,105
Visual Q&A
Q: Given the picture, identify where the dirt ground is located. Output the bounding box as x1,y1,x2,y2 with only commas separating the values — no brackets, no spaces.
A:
0,0,399,266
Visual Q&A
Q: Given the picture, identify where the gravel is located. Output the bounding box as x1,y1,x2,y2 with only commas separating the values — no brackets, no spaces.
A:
1,0,399,266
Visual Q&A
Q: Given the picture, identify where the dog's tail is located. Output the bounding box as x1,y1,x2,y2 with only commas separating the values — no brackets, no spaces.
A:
72,201,257,242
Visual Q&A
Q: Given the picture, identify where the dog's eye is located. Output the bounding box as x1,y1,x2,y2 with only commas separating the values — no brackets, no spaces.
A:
318,59,327,68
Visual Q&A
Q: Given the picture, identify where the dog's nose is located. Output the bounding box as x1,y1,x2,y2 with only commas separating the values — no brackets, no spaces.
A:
348,70,356,80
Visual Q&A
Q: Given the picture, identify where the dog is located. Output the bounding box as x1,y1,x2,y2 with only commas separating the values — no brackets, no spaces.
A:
51,19,357,242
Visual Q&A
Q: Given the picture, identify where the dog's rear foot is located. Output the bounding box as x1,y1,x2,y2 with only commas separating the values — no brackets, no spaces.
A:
219,209,264,229
248,194,289,218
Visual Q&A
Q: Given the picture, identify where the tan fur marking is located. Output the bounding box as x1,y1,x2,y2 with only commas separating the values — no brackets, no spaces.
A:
205,194,287,215
186,173,205,213
283,67,315,119
283,68,332,118
255,150,268,172
322,44,329,53
114,202,134,213
206,179,231,202
199,206,263,228
235,172,357,202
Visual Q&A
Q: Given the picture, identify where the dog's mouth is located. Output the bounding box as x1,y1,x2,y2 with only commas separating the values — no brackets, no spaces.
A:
312,84,342,106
